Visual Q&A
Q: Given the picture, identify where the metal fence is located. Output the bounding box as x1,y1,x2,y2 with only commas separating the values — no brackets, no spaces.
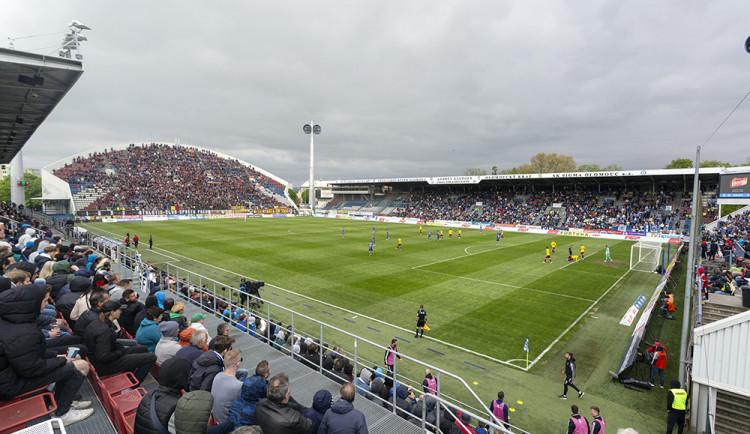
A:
77,228,525,433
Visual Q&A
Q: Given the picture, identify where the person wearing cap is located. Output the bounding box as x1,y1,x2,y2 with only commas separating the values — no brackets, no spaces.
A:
189,312,211,341
84,300,156,385
155,321,182,365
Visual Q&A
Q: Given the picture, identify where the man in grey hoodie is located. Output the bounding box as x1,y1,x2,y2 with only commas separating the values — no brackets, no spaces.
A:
318,382,368,434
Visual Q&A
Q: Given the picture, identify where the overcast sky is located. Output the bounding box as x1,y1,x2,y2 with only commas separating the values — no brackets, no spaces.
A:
4,1,750,185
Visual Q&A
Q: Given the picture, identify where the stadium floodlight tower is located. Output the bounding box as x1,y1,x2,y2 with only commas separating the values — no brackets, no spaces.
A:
303,120,321,213
59,20,91,60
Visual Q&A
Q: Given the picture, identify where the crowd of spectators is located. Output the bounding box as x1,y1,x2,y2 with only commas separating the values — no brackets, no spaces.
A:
388,188,685,233
699,209,750,299
53,143,285,212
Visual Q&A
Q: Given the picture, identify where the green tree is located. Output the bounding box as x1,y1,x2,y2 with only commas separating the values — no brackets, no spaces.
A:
577,164,601,172
603,164,623,171
700,160,731,168
287,188,299,205
499,167,520,174
464,167,487,176
664,158,693,169
0,173,42,208
491,166,498,175
517,153,577,173
301,189,309,204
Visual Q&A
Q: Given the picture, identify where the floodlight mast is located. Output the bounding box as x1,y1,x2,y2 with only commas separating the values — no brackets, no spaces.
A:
303,120,321,213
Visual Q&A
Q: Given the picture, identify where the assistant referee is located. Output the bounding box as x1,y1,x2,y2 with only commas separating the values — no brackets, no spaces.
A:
415,305,427,338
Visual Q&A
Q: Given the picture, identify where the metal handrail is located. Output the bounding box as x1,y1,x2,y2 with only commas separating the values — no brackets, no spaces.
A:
79,227,526,433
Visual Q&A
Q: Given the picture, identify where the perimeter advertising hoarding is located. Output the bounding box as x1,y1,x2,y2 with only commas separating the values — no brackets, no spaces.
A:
719,173,750,198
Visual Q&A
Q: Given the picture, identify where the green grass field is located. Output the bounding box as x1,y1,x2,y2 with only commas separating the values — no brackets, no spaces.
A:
81,217,682,433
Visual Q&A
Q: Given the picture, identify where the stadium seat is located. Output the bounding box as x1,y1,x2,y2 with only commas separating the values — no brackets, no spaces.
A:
0,392,56,434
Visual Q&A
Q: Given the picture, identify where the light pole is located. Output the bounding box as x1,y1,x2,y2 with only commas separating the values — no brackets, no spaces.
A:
303,121,321,214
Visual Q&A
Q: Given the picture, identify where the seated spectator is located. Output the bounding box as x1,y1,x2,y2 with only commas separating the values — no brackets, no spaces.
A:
189,313,211,341
301,342,321,370
173,390,235,434
134,357,191,433
355,367,371,397
227,360,270,427
134,295,159,332
176,329,208,367
155,321,182,365
169,302,188,331
209,322,231,351
73,290,109,336
211,349,244,424
0,283,94,426
136,306,164,352
188,336,239,391
410,394,437,430
45,260,75,301
325,358,350,385
456,411,476,434
236,313,248,332
119,288,145,337
84,300,156,384
107,275,125,301
56,275,91,324
318,382,368,434
394,385,413,419
301,389,332,434
254,373,312,434
162,298,175,322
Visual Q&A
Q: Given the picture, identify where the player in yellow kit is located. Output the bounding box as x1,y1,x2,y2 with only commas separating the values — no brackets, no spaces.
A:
544,247,552,263
419,225,423,235
448,229,453,239
397,238,402,250
580,244,585,259
551,241,557,254
458,229,462,239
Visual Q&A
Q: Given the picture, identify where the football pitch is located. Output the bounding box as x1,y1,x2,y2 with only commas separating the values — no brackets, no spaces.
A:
83,217,650,367
82,217,680,432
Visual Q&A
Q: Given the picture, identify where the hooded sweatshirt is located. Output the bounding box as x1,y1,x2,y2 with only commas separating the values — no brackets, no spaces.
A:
134,357,191,434
227,375,268,426
302,389,332,433
318,398,369,434
45,261,74,300
55,275,91,323
136,318,162,352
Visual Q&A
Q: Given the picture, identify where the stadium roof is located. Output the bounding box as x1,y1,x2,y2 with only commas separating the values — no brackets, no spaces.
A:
326,166,750,186
0,47,83,164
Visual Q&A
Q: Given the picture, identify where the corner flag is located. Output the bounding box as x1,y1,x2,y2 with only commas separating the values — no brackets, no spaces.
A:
524,338,529,369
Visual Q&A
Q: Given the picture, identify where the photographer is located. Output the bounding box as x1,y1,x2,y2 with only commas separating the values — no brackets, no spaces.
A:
647,342,667,388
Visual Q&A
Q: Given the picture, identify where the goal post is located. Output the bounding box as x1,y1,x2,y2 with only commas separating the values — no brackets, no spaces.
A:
630,241,663,273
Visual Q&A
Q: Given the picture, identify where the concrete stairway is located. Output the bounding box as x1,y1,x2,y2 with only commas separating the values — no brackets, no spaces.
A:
715,390,750,434
701,293,749,325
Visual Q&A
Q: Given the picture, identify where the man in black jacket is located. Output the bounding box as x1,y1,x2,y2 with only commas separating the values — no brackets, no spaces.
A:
559,352,584,399
119,288,144,337
73,291,109,336
0,284,94,426
254,373,312,434
134,357,191,434
56,276,91,324
188,336,234,391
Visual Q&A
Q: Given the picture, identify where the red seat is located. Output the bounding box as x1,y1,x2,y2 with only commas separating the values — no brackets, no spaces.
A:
109,391,140,434
110,388,146,416
0,392,56,434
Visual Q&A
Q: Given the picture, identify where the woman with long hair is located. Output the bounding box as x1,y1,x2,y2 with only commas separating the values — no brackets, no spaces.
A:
84,300,156,384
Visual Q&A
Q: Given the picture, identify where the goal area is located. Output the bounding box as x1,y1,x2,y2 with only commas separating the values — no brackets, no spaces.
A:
630,241,662,273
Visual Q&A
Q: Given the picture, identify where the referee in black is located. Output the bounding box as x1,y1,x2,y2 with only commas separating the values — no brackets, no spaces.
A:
415,305,427,338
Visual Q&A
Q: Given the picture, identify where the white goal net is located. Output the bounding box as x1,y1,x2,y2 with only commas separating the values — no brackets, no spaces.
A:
630,241,663,273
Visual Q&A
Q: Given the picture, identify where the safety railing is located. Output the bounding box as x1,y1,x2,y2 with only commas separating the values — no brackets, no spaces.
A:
77,228,525,433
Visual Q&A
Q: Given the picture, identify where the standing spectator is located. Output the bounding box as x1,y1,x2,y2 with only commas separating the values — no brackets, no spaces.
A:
415,305,427,338
647,342,667,388
567,405,589,434
0,284,94,426
490,391,509,430
119,288,144,337
136,306,164,352
133,357,191,433
384,339,401,373
319,382,368,434
667,380,687,434
559,352,583,399
155,321,181,365
254,373,312,434
149,234,153,249
301,389,332,433
133,235,139,248
211,349,244,424
84,300,156,385
422,368,437,395
590,406,605,434
188,335,236,392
